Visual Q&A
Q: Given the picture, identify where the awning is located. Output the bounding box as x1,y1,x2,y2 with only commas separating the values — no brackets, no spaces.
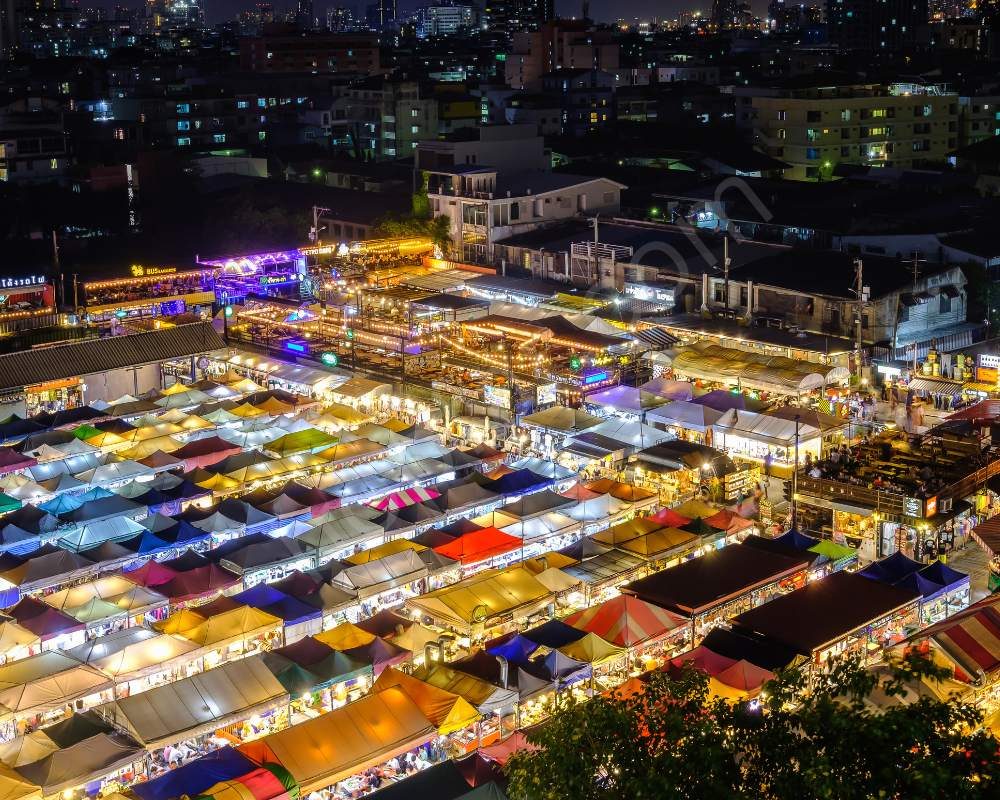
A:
238,687,435,793
907,378,963,397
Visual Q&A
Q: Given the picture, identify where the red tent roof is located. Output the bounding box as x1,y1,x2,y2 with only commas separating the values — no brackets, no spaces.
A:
125,559,178,588
647,507,692,528
667,645,738,677
155,564,241,601
432,526,522,564
6,596,84,638
171,436,241,459
564,594,687,648
702,509,753,532
907,593,1000,678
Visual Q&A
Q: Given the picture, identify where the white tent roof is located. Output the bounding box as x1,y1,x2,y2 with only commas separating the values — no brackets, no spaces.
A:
75,460,153,486
714,408,822,447
586,419,673,449
646,400,725,433
500,511,580,543
58,516,147,551
565,493,628,522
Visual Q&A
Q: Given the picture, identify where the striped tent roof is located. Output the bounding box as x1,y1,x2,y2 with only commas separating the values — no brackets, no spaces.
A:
907,594,1000,681
563,594,687,648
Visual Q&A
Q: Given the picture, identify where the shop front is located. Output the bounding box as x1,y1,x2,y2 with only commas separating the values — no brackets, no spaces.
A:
24,377,85,417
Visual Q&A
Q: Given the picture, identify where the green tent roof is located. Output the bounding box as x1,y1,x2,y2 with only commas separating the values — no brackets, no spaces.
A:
808,539,856,562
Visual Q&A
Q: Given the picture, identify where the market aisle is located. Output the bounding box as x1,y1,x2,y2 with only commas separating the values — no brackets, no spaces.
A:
948,543,991,603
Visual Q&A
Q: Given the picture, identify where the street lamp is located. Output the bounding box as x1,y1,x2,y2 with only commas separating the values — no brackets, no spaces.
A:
791,414,800,530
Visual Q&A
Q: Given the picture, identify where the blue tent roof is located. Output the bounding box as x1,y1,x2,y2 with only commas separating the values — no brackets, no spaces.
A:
485,469,551,495
487,633,540,664
261,596,322,626
234,583,287,607
538,649,591,684
772,528,820,551
76,487,115,503
860,551,923,584
918,560,969,591
39,494,84,515
132,746,256,800
523,619,587,649
0,417,44,443
119,531,173,555
158,519,210,546
894,571,945,600
134,489,171,507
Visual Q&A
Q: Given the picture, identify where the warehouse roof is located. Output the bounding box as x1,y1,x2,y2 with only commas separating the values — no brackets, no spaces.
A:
0,323,225,392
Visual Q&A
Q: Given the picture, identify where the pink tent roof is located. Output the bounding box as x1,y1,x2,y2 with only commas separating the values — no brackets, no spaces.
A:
0,447,37,476
667,646,738,678
480,730,541,766
703,509,754,533
125,559,178,588
564,594,687,648
368,486,441,512
712,659,774,692
647,507,692,528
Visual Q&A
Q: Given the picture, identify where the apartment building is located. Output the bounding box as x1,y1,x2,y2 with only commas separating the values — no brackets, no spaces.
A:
740,83,958,180
239,29,380,74
336,77,437,161
425,167,623,264
504,21,620,91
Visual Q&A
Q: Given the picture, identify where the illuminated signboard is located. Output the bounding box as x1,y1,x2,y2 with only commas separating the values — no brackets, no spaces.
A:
583,371,609,385
285,339,309,355
130,265,178,277
536,383,557,405
903,497,923,517
483,385,511,408
0,275,46,289
259,274,297,287
923,496,938,518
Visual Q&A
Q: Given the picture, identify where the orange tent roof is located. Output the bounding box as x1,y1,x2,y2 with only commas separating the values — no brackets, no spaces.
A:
372,667,480,734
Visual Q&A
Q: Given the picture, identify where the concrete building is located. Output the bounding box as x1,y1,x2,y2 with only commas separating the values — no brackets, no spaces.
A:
958,94,1000,147
415,123,548,173
740,82,959,180
425,167,624,264
239,30,380,74
826,0,928,52
504,21,620,90
337,77,438,161
424,2,478,36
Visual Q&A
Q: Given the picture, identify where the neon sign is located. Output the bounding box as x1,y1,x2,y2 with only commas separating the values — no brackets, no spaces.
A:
130,265,177,277
583,371,609,385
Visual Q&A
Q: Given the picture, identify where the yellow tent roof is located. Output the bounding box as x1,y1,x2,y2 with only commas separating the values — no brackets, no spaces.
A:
154,608,207,637
345,539,426,566
44,575,139,610
0,623,39,657
196,473,242,492
406,566,551,629
557,632,626,665
179,414,214,431
0,761,42,800
231,403,267,418
617,528,698,558
314,622,376,651
119,435,184,460
132,422,185,441
533,567,582,593
414,665,502,710
387,622,440,654
0,731,58,768
162,382,194,396
238,686,435,793
521,551,578,573
89,633,201,680
592,517,665,547
84,430,128,449
673,499,719,519
372,668,480,735
381,418,410,432
319,404,371,426
254,397,295,416
180,606,282,647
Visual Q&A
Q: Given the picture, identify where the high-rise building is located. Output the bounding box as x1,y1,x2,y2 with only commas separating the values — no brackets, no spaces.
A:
422,2,478,37
826,0,928,51
484,0,554,40
712,0,751,27
240,28,380,72
296,0,314,29
144,0,204,32
327,5,358,30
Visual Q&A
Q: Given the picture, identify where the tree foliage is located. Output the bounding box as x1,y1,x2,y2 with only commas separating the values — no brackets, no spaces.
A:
372,212,452,254
504,655,999,800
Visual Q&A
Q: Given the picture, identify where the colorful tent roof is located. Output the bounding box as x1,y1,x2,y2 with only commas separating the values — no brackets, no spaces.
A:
432,527,521,565
372,668,480,735
564,594,687,648
314,622,376,651
368,486,441,512
556,631,626,665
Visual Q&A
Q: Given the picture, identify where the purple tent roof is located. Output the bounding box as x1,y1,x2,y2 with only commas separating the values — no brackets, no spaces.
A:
691,389,748,412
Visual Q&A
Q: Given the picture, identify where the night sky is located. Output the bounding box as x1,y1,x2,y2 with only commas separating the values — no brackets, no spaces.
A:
113,0,720,25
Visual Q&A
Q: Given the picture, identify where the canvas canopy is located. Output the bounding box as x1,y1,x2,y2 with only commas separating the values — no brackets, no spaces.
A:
331,550,428,598
96,655,288,749
14,732,143,797
407,566,552,631
415,664,518,715
0,651,112,717
297,518,385,560
521,407,603,433
372,668,480,734
69,627,200,683
565,595,686,648
238,687,435,793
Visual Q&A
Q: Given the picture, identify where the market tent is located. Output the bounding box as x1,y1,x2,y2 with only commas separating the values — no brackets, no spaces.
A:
0,731,59,769
585,385,669,414
372,667,480,734
562,546,653,591
499,489,575,519
365,759,471,800
617,527,699,561
667,645,738,677
341,637,410,676
70,628,200,683
406,566,552,632
193,762,298,800
153,564,242,603
132,746,257,800
344,539,425,566
478,729,540,767
535,649,591,685
582,478,657,506
217,537,314,576
315,622,376,652
858,551,925,584
713,408,821,449
265,429,338,458
414,664,518,715
159,605,282,648
900,594,1000,680
14,732,143,798
297,517,385,561
0,651,112,717
432,527,522,565
557,632,626,665
521,407,603,433
564,493,628,525
0,449,36,477
592,517,665,547
708,659,775,700
57,515,147,551
0,621,39,662
331,550,428,598
0,762,41,800
354,610,440,653
640,378,694,401
96,655,289,749
702,509,754,533
0,548,98,594
368,487,441,512
565,594,687,648
238,687,435,794
170,436,243,470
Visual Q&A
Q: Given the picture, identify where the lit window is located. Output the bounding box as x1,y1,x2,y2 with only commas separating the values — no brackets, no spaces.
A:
237,100,249,109
177,137,191,146
213,134,226,143
258,131,266,141
176,103,189,114
177,120,190,131
257,98,266,108
411,125,419,134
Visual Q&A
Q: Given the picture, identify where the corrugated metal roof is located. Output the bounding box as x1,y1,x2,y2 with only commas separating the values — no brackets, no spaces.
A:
0,323,226,392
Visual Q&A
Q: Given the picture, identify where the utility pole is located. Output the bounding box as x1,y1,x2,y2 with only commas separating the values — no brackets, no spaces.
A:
909,251,925,374
502,333,517,426
311,206,331,244
723,233,731,313
792,414,800,530
590,214,600,285
853,257,868,385
51,230,62,308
